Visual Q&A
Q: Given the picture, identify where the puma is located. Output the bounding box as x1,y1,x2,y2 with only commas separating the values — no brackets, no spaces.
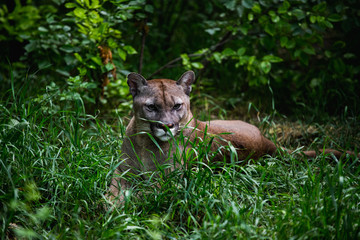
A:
108,70,357,203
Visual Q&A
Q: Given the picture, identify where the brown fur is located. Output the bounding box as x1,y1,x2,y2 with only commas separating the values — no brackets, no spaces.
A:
107,71,358,204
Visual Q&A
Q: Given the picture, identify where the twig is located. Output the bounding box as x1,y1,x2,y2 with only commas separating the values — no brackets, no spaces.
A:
198,31,233,80
148,53,203,79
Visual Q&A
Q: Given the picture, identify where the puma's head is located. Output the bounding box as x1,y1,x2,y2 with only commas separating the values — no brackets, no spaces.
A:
127,71,195,141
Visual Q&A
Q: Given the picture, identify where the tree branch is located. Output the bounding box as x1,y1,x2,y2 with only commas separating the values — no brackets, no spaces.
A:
148,53,203,79
198,31,233,80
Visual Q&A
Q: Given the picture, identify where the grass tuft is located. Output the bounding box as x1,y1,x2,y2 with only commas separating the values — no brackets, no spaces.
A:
1,75,359,239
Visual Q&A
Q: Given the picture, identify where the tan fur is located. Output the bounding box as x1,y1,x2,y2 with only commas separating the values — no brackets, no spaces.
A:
107,71,358,204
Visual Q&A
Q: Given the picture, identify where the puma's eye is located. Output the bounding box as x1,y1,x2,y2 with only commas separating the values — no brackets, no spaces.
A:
173,103,182,110
146,104,157,112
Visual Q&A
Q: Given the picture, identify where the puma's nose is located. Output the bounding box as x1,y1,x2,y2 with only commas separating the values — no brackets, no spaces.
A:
156,122,174,131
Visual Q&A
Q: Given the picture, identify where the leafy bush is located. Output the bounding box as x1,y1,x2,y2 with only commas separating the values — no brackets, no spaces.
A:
1,0,359,117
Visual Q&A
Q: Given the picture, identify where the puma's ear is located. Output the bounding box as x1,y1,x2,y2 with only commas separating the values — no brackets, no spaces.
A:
176,70,195,95
127,72,148,97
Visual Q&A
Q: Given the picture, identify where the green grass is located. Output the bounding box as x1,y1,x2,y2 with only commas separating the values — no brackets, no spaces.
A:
1,80,360,239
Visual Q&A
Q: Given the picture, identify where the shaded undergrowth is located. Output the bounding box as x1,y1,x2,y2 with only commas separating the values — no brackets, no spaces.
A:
1,79,360,239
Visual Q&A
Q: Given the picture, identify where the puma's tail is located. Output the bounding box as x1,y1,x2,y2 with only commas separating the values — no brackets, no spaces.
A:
266,137,359,159
293,149,359,159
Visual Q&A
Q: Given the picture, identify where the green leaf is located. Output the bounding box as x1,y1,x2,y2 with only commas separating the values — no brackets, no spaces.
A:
74,53,83,62
285,39,296,49
105,63,114,71
310,78,321,88
324,50,332,58
191,62,204,69
333,41,346,49
259,15,268,25
332,58,346,74
194,48,209,54
264,24,275,36
118,48,127,61
91,56,103,66
117,13,127,21
248,13,254,21
271,14,280,23
89,10,102,23
181,54,190,66
123,45,137,54
38,61,52,70
109,28,122,39
242,0,254,9
60,45,75,53
224,0,236,10
328,14,342,22
38,26,48,32
291,9,305,20
237,56,248,66
84,0,90,8
98,22,109,35
310,15,317,23
248,56,255,65
90,0,101,9
65,3,77,8
237,48,246,56
145,4,154,13
63,25,71,32
74,7,87,19
222,48,236,57
312,2,327,13
303,46,315,55
251,3,261,14
260,61,271,74
213,52,222,63
136,13,146,19
323,20,333,29
56,69,71,77
236,5,244,17
85,82,97,89
239,25,249,35
278,0,290,14
263,55,283,63
205,28,220,35
344,53,355,59
280,36,288,47
294,49,301,58
269,11,276,18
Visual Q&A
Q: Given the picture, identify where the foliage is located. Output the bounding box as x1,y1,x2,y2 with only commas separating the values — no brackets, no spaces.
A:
1,1,360,238
144,0,360,116
0,0,145,114
1,0,359,117
1,79,359,238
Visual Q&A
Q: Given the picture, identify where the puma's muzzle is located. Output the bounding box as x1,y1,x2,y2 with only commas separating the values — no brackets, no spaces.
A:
150,121,179,141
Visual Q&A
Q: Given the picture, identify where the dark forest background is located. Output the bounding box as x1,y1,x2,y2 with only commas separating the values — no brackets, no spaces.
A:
1,0,359,120
1,1,360,239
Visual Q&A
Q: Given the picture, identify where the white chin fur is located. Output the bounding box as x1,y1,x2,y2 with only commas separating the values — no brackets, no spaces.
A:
158,135,171,141
154,129,176,141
